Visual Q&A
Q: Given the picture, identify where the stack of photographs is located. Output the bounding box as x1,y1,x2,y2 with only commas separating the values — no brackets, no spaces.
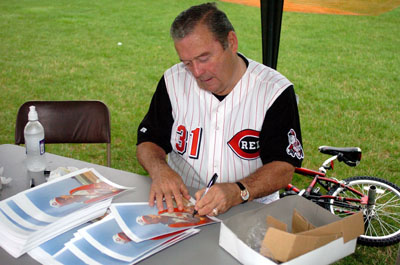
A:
0,168,133,258
28,198,219,264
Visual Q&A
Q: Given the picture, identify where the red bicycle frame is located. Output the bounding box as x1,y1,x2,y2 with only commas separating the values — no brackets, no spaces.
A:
286,167,369,206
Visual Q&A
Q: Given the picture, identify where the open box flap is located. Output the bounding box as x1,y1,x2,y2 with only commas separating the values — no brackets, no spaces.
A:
298,211,364,243
261,227,342,262
292,209,316,233
266,215,287,231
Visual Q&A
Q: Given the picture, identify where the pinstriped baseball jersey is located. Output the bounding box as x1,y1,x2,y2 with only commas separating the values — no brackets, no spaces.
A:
163,55,294,204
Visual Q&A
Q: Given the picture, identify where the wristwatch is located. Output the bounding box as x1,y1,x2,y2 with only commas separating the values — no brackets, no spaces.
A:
236,182,249,203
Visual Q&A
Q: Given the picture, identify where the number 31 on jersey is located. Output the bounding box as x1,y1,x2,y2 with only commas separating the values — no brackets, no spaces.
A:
175,125,203,159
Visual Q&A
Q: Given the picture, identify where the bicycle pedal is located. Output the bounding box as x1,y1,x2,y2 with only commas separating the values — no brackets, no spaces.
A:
311,189,322,196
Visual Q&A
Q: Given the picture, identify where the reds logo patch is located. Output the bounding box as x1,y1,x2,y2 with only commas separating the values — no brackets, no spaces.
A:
286,129,304,160
228,129,260,160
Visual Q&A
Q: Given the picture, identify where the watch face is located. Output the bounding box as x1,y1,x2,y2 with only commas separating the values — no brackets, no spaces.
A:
240,189,249,201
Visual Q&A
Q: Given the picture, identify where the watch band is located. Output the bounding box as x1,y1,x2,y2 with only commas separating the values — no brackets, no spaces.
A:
236,182,249,203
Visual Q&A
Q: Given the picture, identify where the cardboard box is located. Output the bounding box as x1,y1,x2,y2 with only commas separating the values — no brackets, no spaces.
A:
219,196,364,265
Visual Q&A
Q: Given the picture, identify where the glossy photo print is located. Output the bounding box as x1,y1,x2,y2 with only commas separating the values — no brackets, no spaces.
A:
110,198,218,242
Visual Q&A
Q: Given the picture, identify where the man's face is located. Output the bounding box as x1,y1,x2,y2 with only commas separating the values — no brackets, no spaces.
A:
174,24,238,96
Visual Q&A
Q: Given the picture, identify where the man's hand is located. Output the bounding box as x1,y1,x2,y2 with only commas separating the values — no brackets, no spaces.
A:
194,182,240,216
137,142,191,213
149,168,191,213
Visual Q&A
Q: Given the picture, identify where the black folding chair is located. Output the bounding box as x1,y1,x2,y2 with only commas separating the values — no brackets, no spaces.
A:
15,101,111,167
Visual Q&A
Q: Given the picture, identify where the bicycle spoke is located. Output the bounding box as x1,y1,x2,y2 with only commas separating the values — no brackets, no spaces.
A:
376,211,400,223
366,213,393,238
372,211,400,236
375,211,400,227
365,215,379,237
344,190,358,200
375,201,400,213
376,190,400,204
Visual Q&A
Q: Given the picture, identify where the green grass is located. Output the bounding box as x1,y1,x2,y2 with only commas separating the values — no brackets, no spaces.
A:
1,0,399,264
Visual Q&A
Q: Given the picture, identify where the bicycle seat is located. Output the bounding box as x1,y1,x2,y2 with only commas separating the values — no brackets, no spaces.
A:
319,146,362,167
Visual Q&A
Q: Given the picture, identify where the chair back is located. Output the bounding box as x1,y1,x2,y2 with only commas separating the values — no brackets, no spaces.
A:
15,101,111,167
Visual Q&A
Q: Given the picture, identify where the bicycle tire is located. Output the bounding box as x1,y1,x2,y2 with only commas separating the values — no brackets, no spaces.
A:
327,176,400,247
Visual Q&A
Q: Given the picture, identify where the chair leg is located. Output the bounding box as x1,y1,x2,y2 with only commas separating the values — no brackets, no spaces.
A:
107,143,111,167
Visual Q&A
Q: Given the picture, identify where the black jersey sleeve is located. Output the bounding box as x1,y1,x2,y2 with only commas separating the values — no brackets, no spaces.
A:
136,76,174,154
259,85,304,167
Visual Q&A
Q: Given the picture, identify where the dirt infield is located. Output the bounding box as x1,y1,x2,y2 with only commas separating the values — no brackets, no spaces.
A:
221,0,400,15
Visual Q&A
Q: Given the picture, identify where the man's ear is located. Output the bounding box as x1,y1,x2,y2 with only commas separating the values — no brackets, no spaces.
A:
227,31,238,52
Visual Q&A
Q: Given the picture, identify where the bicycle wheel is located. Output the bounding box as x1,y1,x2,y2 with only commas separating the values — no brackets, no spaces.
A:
327,176,400,246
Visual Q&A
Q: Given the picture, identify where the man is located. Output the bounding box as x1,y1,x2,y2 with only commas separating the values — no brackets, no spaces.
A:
137,2,303,217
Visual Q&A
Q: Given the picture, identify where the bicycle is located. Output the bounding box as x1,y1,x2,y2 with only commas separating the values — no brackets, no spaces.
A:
280,146,400,247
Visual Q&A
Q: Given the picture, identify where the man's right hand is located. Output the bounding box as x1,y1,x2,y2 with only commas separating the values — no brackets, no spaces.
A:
149,167,190,213
137,142,191,213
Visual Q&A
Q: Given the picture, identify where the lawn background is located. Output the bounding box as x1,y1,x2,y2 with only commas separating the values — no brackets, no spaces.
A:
0,0,399,264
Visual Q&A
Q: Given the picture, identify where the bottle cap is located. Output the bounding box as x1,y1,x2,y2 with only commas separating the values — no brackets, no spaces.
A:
28,106,38,121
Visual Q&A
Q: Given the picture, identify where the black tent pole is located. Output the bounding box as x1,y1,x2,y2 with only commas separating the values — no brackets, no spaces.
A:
260,0,284,70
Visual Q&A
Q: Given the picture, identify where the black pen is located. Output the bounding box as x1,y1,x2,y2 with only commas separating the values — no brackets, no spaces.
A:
193,173,219,217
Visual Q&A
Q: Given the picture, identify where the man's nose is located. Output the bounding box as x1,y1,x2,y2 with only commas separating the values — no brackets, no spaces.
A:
191,61,204,78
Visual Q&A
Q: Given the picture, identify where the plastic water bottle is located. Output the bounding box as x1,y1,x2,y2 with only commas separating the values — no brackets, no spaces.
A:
24,106,46,172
